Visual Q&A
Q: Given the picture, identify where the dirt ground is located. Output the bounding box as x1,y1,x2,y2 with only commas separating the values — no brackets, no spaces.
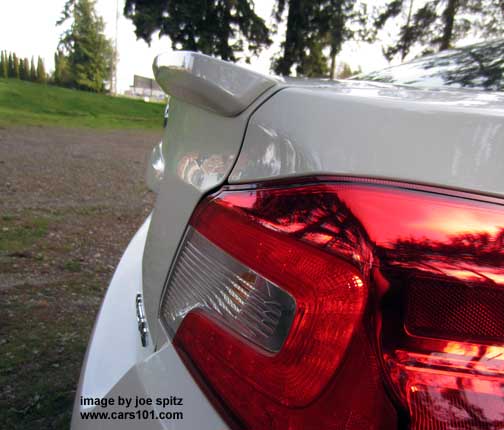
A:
0,126,161,429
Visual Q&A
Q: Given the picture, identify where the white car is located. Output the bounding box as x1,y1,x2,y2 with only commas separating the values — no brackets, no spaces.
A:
72,41,504,430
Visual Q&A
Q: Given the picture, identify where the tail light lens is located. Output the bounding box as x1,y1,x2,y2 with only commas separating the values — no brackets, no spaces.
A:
160,180,504,429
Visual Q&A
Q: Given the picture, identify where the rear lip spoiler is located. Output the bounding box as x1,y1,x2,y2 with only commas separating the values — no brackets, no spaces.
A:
153,51,279,117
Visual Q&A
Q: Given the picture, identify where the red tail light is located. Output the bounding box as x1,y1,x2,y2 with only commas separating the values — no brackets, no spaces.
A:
160,179,504,429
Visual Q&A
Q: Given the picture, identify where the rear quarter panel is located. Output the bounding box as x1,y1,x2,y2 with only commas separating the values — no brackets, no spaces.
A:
229,84,504,197
143,89,280,347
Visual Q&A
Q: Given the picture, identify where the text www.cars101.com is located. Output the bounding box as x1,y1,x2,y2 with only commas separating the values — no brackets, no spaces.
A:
80,410,183,420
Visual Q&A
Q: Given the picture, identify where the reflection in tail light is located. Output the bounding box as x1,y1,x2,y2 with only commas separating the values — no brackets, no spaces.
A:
159,180,504,429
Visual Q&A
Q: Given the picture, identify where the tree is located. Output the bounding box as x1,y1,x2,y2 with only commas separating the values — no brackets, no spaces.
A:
467,0,504,40
376,0,504,62
272,0,327,76
8,53,14,78
376,0,413,61
57,0,113,92
22,58,30,80
272,0,328,77
19,57,26,80
336,62,361,79
37,57,46,83
13,54,20,79
54,50,72,86
30,57,37,81
272,0,372,78
124,0,271,62
439,0,458,51
321,1,374,79
0,51,6,78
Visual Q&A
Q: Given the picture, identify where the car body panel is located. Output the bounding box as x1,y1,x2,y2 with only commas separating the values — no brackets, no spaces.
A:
72,48,504,429
142,89,281,346
72,54,283,429
71,215,228,430
153,51,278,116
74,216,154,405
229,83,504,197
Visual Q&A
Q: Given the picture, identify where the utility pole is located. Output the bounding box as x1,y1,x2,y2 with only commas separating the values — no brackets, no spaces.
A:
110,0,119,95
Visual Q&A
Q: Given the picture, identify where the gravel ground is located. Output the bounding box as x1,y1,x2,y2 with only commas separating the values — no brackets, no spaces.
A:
0,126,161,429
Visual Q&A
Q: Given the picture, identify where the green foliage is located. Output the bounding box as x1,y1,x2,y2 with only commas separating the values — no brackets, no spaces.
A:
63,260,82,272
124,0,271,62
0,51,6,78
19,58,26,80
324,0,354,78
57,0,113,92
8,53,14,78
0,216,48,254
30,57,37,81
323,1,374,79
272,0,333,77
53,50,72,87
19,58,30,81
336,62,361,79
22,58,30,81
0,278,98,430
272,0,372,78
37,57,47,83
0,78,164,129
0,52,40,81
13,54,20,79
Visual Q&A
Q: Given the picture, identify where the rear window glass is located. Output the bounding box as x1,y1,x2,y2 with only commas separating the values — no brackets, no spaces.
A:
356,39,504,91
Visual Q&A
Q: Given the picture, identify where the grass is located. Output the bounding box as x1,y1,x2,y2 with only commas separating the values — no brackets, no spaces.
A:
0,281,99,429
0,216,49,255
0,78,165,129
0,209,110,429
63,260,82,273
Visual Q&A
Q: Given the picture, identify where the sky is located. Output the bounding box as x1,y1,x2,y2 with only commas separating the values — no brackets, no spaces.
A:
1,1,402,93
